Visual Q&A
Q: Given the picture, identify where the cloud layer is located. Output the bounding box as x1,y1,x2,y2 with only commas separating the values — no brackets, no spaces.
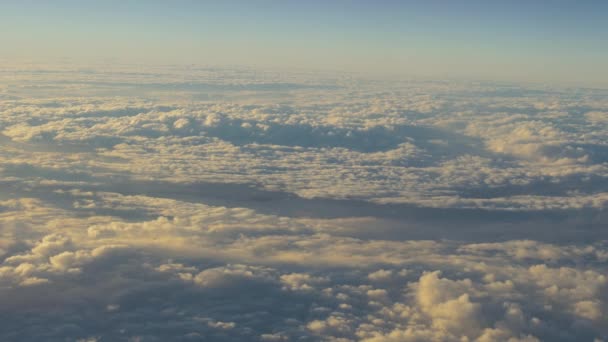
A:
0,64,606,341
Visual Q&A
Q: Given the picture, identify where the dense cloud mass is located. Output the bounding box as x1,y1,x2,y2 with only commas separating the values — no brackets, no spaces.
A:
0,64,607,341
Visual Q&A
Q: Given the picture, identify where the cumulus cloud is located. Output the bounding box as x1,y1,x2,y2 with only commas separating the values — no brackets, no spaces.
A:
0,64,606,341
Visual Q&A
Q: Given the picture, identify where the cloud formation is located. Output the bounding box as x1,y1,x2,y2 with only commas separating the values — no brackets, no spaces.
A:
0,64,606,341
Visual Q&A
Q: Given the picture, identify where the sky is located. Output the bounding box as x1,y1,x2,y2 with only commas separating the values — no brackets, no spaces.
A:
2,0,608,85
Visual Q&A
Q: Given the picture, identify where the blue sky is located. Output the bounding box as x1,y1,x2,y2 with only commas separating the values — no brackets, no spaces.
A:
2,0,607,85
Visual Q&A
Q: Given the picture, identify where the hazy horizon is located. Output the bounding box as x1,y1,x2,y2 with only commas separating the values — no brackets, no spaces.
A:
3,0,608,86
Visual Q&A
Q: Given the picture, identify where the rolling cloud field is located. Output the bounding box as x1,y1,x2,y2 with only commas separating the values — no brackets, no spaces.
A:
0,63,607,341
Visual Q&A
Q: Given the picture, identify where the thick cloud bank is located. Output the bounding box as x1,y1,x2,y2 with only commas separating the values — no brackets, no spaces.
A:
0,64,606,341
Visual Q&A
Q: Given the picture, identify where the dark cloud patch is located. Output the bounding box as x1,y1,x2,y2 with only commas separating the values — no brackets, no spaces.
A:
201,119,486,156
2,163,95,183
9,178,606,243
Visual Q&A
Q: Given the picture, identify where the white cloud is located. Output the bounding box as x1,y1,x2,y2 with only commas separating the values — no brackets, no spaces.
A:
0,64,606,340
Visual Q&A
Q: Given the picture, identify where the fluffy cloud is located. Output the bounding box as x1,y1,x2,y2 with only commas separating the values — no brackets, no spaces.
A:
0,64,606,341
0,191,606,340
